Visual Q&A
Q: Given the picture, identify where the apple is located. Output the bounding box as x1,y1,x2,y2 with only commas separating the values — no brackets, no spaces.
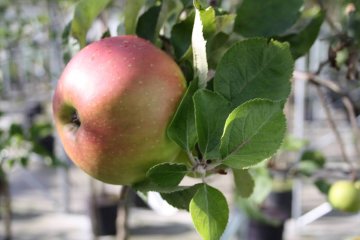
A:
328,180,360,213
52,35,186,185
355,181,360,190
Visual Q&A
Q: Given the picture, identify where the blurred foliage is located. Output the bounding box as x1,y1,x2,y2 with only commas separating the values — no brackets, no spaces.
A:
0,119,64,173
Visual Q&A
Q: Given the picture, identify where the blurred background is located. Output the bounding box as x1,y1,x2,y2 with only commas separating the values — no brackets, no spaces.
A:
1,0,360,240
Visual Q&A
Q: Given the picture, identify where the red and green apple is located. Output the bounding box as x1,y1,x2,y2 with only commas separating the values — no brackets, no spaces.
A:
52,35,186,185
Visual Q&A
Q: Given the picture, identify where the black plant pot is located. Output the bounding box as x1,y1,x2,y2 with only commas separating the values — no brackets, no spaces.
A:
247,220,285,240
266,190,293,221
90,194,118,236
246,190,293,240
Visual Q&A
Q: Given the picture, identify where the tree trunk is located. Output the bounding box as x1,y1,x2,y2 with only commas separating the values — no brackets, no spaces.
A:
0,170,12,240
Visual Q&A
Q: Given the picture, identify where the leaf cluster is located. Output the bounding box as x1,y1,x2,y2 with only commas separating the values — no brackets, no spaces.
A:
0,112,64,175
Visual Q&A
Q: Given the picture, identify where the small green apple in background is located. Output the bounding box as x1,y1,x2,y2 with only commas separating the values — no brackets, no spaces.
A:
52,35,186,185
328,180,360,213
355,181,360,190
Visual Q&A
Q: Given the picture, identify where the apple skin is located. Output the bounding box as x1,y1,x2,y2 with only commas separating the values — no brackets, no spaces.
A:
52,35,186,185
328,180,360,213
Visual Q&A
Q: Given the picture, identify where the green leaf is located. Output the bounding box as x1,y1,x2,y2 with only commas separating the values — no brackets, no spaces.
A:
300,150,326,167
8,159,16,168
124,0,146,35
147,163,188,188
215,13,236,35
71,0,111,48
161,183,203,210
234,0,303,37
167,80,198,152
199,6,216,39
220,99,286,169
281,135,308,152
233,169,254,198
192,4,210,88
190,184,229,240
9,124,24,137
20,157,28,167
62,21,72,45
133,162,188,193
29,122,52,139
101,29,111,39
243,167,272,205
194,0,208,9
297,149,326,176
214,38,293,107
158,0,184,38
206,32,230,68
62,21,73,64
133,179,188,193
171,11,195,60
277,10,325,59
314,179,331,195
297,161,320,176
136,5,161,42
181,0,193,8
194,89,232,159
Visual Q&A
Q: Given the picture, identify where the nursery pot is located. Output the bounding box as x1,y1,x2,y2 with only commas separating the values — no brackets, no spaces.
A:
90,194,119,236
266,190,293,220
246,190,293,240
247,219,285,240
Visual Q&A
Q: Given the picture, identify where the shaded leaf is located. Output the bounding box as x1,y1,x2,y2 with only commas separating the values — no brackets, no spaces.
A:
161,183,203,210
167,80,199,152
133,179,188,193
194,89,232,159
233,169,254,198
234,0,303,37
160,0,184,38
136,5,161,42
315,179,331,194
278,10,325,59
147,163,188,188
171,11,195,60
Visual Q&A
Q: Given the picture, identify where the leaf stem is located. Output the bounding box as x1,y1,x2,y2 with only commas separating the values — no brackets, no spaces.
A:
187,151,198,166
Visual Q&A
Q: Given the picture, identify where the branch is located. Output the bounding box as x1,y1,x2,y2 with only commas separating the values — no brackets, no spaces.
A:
293,71,359,178
316,0,342,34
315,85,356,174
116,186,130,240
